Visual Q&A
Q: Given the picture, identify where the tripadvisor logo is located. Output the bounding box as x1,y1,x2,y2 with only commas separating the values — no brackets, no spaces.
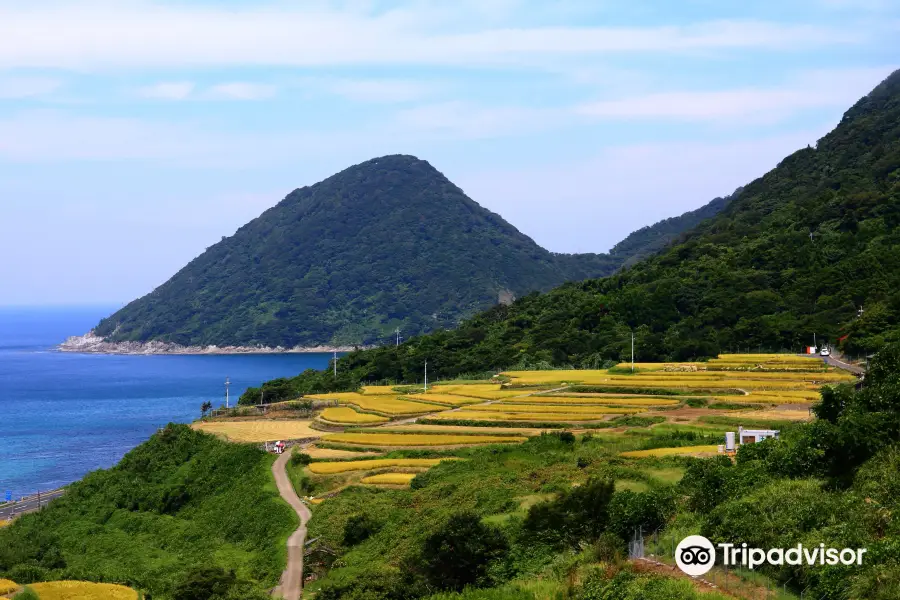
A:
675,536,868,576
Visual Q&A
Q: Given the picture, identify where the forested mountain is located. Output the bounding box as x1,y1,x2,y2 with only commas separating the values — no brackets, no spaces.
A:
609,188,739,266
88,155,724,349
255,69,900,395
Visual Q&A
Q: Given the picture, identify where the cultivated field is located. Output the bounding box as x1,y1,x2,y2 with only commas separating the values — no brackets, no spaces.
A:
302,445,381,459
311,393,444,416
407,393,484,406
319,407,389,424
307,458,457,474
465,404,645,415
512,396,680,406
430,410,617,422
0,579,16,596
620,445,722,458
360,473,418,485
321,432,528,447
193,420,321,442
361,385,400,394
28,581,138,600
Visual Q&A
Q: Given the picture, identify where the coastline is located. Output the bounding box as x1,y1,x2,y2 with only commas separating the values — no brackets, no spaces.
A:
58,332,370,355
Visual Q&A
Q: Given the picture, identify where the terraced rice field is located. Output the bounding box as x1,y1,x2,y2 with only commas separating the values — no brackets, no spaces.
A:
29,581,138,600
192,420,321,442
620,445,721,458
312,393,445,415
360,473,417,485
430,410,616,422
435,389,535,400
362,385,400,395
308,458,456,474
319,407,389,424
408,393,485,406
302,445,381,459
501,396,679,407
465,404,645,414
431,384,503,395
0,579,16,595
382,423,549,436
322,432,527,447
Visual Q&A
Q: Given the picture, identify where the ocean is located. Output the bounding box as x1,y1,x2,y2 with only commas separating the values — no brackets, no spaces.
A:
0,306,331,499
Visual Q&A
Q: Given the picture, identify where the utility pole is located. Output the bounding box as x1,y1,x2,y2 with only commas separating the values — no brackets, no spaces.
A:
424,360,428,391
395,328,401,347
333,351,337,379
225,377,231,409
631,331,635,373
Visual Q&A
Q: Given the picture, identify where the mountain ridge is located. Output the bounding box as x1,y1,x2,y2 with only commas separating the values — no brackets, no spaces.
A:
72,155,733,351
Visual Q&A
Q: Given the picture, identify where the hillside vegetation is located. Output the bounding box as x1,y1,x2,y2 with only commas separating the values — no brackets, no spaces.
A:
0,425,294,599
250,69,900,399
90,154,734,349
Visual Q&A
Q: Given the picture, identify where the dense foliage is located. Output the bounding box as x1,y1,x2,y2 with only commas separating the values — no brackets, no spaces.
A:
608,188,738,267
256,69,900,395
0,425,294,599
95,155,625,348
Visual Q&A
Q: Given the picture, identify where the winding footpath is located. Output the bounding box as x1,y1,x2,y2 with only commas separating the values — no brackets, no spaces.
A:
272,448,312,600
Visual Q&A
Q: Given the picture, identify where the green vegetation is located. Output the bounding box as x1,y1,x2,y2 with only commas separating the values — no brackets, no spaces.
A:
0,425,294,599
94,155,627,349
258,69,900,398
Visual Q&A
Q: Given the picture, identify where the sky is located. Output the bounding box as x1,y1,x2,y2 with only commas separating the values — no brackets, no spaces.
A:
1,0,898,306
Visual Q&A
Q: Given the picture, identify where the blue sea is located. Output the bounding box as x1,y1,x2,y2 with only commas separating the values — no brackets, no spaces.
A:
0,306,331,500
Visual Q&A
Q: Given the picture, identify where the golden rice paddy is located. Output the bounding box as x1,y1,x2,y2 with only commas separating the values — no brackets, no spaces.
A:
0,519,10,528
465,404,645,414
322,432,527,447
408,393,485,406
515,395,680,406
431,384,502,394
324,393,444,415
301,445,381,459
192,420,321,442
620,445,721,458
382,423,549,436
308,458,457,474
0,579,16,595
360,473,418,485
319,407,389,424
430,410,616,422
29,581,138,600
362,385,401,395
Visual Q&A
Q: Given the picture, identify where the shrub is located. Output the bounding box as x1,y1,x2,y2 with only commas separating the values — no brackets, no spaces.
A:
13,588,38,600
343,514,381,547
523,477,615,548
421,513,509,591
291,452,313,466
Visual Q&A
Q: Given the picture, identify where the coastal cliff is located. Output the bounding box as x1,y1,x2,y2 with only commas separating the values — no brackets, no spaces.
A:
58,332,366,355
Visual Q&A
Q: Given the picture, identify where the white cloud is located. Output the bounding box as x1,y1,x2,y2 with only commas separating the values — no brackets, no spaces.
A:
0,2,863,71
207,82,277,101
0,75,62,99
455,129,833,254
323,78,437,103
137,81,194,100
392,101,563,140
576,66,895,123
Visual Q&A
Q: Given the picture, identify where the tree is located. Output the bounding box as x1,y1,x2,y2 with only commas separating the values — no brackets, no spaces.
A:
420,512,509,591
200,401,213,417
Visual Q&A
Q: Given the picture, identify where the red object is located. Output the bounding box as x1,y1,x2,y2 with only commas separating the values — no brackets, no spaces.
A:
838,334,850,343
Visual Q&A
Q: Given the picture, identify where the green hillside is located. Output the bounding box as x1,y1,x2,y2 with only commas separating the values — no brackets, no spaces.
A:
252,69,900,396
0,425,293,599
89,155,733,349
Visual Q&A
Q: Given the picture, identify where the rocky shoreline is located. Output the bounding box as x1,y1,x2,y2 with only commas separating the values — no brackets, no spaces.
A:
58,332,369,355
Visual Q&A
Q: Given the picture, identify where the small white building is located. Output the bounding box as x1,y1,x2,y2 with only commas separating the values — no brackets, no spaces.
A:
738,426,779,445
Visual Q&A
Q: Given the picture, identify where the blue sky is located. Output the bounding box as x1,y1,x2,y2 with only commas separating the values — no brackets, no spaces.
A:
1,0,897,305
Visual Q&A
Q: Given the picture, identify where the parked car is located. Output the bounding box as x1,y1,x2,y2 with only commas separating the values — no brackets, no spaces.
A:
820,348,831,356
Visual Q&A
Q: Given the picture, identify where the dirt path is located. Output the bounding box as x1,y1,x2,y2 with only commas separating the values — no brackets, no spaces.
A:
272,448,312,600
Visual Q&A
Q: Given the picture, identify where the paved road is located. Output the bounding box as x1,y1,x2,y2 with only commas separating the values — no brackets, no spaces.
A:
823,354,865,375
0,489,65,520
272,448,312,600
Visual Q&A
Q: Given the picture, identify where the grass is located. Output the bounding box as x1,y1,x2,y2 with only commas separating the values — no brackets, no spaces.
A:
192,419,321,442
319,407,389,424
620,445,721,458
308,458,458,474
321,432,529,447
360,473,418,485
0,579,16,595
28,581,138,600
